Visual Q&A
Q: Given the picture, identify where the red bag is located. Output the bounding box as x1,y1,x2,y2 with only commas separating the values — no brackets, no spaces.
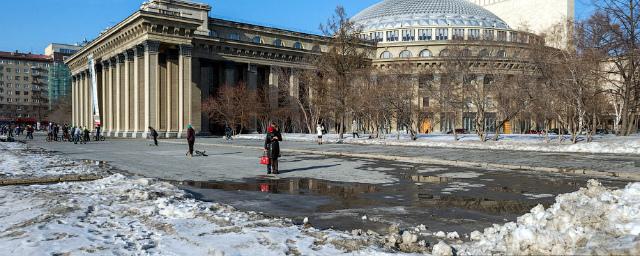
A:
260,155,270,165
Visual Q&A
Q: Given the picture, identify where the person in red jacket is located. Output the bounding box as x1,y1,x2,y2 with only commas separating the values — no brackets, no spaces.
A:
186,124,196,157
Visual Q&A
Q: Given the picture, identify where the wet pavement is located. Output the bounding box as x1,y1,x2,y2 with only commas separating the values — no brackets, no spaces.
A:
177,156,629,237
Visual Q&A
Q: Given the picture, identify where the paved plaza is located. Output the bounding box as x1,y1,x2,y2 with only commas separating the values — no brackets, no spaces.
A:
28,135,640,183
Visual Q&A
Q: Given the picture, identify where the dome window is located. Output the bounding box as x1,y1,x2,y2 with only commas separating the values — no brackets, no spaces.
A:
439,49,450,57
380,51,393,59
252,36,262,44
399,50,412,58
419,49,432,57
496,50,507,58
293,42,303,49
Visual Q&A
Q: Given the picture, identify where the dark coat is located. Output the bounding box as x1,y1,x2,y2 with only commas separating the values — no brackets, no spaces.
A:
187,128,196,143
264,130,282,158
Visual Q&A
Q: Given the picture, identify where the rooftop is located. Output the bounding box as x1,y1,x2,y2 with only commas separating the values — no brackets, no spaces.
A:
352,0,510,31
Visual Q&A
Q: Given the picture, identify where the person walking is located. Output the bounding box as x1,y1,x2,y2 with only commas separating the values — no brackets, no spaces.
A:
186,124,196,157
83,126,90,143
95,124,101,141
264,123,283,174
73,126,81,144
149,127,159,146
352,120,360,138
316,123,323,145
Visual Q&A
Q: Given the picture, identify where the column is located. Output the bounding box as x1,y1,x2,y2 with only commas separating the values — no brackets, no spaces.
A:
107,58,116,136
143,40,160,138
165,54,174,138
86,69,92,130
100,62,108,130
71,76,76,126
268,66,279,108
80,72,86,128
133,45,144,138
124,50,134,137
289,70,299,99
115,54,125,137
178,44,192,137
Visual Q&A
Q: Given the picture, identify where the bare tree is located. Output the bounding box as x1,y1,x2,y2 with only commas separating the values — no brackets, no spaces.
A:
593,0,640,135
203,83,258,135
317,5,374,139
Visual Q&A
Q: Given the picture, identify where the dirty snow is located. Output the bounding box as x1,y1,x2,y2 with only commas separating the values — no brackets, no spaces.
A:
0,142,102,178
438,180,640,255
236,133,640,155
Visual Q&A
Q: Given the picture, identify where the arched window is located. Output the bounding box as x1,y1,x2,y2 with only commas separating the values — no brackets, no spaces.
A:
419,49,432,57
227,32,240,40
252,36,262,44
380,51,393,59
273,39,284,47
312,45,321,52
209,30,218,38
478,49,489,57
399,50,412,58
293,42,303,49
439,49,449,57
496,50,507,58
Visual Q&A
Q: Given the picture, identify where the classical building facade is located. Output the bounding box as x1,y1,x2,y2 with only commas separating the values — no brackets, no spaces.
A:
352,0,546,133
0,51,52,124
66,0,328,138
68,0,574,136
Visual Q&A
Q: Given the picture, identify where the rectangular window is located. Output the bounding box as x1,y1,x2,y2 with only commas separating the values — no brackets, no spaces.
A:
23,91,28,96
483,29,494,41
401,29,415,41
15,91,20,95
497,31,507,41
453,29,465,40
386,30,399,42
436,28,448,40
510,32,518,42
7,98,11,103
418,29,433,40
373,32,384,42
422,97,430,108
23,77,28,81
469,29,480,40
15,76,20,80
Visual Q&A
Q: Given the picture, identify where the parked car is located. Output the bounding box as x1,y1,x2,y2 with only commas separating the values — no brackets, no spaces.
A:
446,129,467,135
525,130,544,135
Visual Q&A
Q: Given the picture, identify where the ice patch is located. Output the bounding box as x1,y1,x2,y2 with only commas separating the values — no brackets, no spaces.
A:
438,172,482,179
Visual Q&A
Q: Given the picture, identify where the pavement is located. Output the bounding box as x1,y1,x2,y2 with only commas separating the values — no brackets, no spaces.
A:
23,135,640,182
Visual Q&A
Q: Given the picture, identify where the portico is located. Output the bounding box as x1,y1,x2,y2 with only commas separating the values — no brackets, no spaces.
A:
67,0,326,137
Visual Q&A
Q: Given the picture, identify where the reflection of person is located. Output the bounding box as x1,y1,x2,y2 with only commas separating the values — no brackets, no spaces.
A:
264,123,282,174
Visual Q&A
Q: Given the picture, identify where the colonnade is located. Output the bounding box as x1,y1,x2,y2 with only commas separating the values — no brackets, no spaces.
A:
71,40,195,138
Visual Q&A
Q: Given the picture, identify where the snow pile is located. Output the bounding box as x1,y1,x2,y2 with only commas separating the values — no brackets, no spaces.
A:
0,142,101,178
447,180,640,255
0,173,410,255
235,133,640,154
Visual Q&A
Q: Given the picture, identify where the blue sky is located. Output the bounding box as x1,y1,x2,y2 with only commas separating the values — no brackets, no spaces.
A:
0,0,595,54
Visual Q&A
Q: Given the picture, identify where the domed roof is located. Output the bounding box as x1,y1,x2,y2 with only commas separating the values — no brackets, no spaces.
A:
352,0,510,31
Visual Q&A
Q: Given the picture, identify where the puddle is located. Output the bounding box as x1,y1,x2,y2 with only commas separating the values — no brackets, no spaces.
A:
177,161,630,237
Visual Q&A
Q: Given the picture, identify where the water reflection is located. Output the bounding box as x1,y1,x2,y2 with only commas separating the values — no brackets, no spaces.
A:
179,178,379,198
